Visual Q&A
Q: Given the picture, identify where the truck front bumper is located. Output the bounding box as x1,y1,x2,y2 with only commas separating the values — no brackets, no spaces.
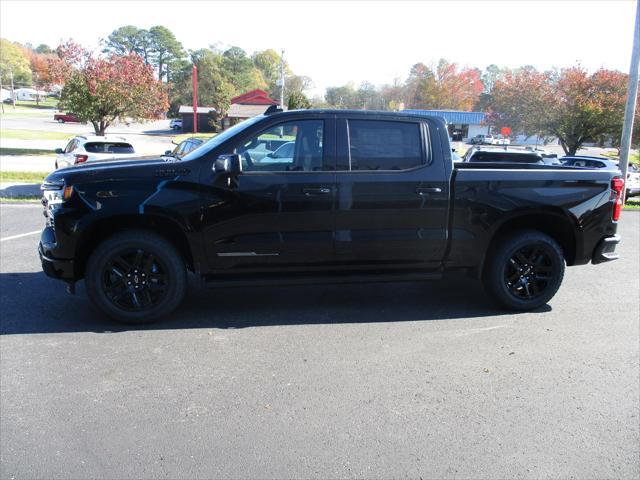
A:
38,226,75,281
592,234,621,264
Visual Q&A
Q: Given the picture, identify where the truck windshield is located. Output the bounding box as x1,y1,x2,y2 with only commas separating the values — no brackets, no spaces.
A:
181,115,266,161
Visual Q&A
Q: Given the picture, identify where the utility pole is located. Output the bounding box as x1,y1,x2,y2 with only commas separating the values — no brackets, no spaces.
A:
192,64,198,134
279,49,285,109
619,0,640,201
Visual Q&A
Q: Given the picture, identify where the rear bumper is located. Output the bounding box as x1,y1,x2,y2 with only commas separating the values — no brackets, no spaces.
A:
592,234,621,264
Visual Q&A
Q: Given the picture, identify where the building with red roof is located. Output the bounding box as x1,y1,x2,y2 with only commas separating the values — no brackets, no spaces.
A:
224,89,281,129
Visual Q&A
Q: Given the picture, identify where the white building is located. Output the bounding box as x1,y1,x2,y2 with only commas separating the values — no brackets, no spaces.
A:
401,109,558,145
14,88,48,101
401,109,489,141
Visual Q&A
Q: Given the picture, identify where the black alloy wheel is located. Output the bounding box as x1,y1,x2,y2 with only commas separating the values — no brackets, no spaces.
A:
86,231,187,323
101,248,168,312
504,245,554,300
483,230,565,311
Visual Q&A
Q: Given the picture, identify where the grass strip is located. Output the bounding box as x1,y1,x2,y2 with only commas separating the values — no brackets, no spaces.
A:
0,129,77,141
0,147,54,156
0,171,49,183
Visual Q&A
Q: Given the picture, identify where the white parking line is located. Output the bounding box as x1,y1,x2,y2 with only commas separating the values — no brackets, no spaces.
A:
0,230,41,242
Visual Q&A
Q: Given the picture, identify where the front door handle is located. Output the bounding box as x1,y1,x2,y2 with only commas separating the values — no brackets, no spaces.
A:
303,187,331,196
417,187,442,196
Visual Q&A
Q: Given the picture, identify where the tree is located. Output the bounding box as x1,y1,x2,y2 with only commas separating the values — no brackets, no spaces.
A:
168,49,235,129
35,44,54,54
475,64,509,111
252,49,283,86
403,59,483,111
549,67,634,155
147,26,184,81
287,91,311,110
0,38,32,86
485,66,550,140
487,66,635,155
380,78,404,111
222,47,254,90
325,84,357,108
356,81,382,109
104,25,184,81
103,25,150,62
57,45,168,135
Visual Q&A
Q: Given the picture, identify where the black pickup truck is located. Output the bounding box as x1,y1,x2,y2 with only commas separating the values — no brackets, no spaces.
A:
39,109,624,323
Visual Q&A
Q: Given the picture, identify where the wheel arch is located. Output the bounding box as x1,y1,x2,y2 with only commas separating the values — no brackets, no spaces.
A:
479,210,579,277
74,214,195,279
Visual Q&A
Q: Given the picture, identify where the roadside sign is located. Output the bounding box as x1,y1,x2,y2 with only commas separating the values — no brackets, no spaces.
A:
501,127,511,136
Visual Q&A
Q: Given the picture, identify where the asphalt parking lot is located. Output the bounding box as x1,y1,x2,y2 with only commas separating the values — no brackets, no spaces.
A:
1,204,638,479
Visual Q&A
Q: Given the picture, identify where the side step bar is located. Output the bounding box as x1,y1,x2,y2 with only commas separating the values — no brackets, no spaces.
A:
202,271,443,288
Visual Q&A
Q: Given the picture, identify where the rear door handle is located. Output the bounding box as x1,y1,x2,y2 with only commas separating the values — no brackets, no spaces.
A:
303,187,331,196
417,187,442,195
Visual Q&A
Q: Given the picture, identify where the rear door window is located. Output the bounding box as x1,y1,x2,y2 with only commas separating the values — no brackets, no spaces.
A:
84,142,135,154
469,152,541,163
347,120,423,171
64,139,77,153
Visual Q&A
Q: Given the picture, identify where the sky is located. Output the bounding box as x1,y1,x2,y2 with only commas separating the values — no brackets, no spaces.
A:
1,0,637,96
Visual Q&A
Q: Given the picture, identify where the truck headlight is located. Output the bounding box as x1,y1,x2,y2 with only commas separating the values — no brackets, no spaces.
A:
42,183,74,205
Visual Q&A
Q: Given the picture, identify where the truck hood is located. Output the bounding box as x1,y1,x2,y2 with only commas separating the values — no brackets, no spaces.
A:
44,155,190,185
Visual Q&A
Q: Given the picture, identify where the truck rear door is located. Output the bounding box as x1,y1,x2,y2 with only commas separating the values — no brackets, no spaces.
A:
334,115,450,268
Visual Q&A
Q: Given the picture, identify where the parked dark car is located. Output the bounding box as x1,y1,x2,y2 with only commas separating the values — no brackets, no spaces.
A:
163,138,204,159
39,109,624,323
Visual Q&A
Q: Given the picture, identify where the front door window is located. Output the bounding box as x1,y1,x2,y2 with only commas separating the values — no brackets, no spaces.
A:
234,120,325,172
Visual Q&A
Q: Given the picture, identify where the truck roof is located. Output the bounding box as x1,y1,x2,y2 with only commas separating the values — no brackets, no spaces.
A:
266,108,447,122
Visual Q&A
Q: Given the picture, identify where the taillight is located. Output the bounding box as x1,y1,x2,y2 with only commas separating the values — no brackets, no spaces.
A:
611,177,625,221
74,154,88,164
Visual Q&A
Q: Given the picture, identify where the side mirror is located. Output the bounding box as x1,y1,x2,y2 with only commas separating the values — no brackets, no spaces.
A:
55,148,64,154
164,150,172,155
214,154,242,174
451,148,457,153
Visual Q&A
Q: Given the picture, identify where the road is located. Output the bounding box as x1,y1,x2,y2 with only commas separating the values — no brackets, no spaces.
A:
0,205,638,479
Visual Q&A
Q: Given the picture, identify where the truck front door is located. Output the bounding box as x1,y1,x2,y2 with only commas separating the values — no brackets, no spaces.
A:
200,116,337,272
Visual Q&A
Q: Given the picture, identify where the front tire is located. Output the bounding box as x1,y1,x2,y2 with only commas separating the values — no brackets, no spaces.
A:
85,231,187,323
483,230,565,311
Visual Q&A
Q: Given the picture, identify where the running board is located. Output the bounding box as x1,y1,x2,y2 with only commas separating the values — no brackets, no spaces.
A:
202,271,443,288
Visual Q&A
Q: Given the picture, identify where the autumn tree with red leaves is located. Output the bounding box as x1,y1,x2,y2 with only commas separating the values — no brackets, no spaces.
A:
52,41,168,135
404,59,483,111
487,66,638,155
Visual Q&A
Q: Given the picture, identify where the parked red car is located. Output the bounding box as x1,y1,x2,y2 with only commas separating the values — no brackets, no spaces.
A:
54,113,83,123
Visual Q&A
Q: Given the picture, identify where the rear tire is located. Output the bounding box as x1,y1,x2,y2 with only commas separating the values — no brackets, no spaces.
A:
483,230,565,311
85,231,187,323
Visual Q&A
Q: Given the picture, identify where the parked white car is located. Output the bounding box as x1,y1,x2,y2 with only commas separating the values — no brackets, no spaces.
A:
625,163,640,198
55,136,138,169
169,119,182,130
492,135,511,145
